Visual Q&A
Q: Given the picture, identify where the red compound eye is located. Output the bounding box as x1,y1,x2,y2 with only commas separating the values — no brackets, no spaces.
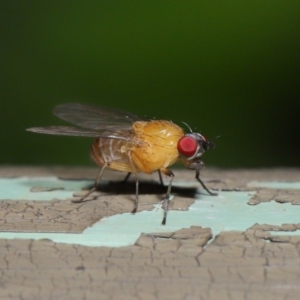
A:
177,136,198,157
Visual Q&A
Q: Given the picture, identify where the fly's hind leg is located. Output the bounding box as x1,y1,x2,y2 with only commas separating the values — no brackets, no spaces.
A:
72,163,108,203
128,152,139,214
160,168,174,225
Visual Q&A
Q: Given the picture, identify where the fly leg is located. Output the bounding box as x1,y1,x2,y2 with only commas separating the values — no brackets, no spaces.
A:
122,172,131,183
128,152,139,214
158,169,164,186
195,170,218,196
160,168,174,225
123,170,163,186
72,163,108,203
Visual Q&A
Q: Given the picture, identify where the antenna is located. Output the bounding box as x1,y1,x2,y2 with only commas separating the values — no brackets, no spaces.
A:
182,121,193,133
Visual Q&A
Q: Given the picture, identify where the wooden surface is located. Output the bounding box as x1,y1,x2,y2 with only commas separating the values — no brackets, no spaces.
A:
1,166,300,299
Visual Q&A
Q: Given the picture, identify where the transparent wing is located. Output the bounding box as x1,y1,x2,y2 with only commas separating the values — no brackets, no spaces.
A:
27,126,134,141
53,103,144,131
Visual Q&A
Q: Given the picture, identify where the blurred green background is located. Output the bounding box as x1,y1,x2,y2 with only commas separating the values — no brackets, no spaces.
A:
1,1,299,169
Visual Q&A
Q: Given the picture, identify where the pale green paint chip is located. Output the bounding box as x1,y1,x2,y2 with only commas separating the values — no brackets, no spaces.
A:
0,178,300,247
247,181,300,189
0,177,92,200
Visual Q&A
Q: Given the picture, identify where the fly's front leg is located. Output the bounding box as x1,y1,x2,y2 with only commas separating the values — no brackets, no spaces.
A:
160,168,174,225
128,151,139,214
195,170,218,196
72,163,108,203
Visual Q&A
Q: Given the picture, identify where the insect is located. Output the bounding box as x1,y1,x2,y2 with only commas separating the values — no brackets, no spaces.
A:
27,103,217,225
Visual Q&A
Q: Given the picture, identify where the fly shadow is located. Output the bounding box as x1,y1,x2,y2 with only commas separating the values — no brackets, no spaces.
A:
82,179,199,200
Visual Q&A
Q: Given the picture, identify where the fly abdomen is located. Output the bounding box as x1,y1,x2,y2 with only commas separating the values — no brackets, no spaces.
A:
91,137,133,172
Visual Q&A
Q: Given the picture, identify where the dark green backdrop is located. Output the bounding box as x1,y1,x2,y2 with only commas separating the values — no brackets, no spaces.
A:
1,1,299,169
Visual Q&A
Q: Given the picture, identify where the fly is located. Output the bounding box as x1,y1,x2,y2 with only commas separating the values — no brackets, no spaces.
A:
27,103,217,225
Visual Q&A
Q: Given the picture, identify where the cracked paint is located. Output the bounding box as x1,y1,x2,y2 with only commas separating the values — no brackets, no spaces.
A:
1,226,300,299
1,167,300,299
1,171,300,247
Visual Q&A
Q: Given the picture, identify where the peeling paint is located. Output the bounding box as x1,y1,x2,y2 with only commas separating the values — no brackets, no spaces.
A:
1,177,300,248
